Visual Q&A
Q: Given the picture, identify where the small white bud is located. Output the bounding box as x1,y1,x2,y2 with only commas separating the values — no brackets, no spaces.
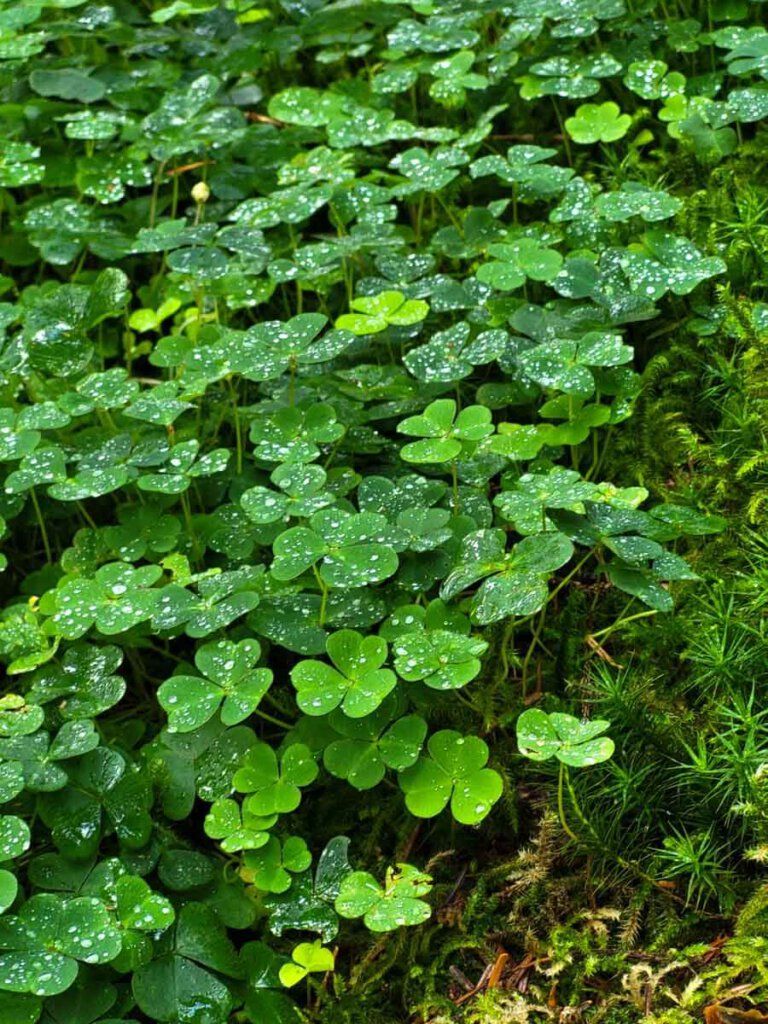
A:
191,181,210,204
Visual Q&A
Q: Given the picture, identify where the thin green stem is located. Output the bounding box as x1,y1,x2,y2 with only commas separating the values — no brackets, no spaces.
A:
312,565,329,626
589,608,658,642
557,763,579,842
30,488,52,564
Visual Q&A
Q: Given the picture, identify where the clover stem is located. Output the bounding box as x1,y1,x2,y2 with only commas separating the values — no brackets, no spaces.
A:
415,193,426,243
254,707,293,730
227,378,243,475
521,606,547,697
313,565,329,626
588,608,657,643
551,98,573,166
180,491,198,559
451,462,460,514
587,423,613,480
148,159,168,228
76,500,98,532
170,169,180,219
434,190,462,232
30,488,52,564
557,762,579,842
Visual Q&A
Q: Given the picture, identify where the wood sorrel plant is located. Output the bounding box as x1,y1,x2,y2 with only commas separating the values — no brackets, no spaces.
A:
0,0,751,1019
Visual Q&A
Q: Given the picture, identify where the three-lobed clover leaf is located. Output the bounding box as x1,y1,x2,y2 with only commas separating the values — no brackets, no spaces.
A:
265,835,352,942
158,638,273,733
517,332,633,398
516,709,615,766
272,508,400,587
234,313,355,380
279,940,334,988
392,630,488,690
441,528,574,624
291,630,396,717
115,875,175,934
233,741,318,816
152,567,262,638
595,184,682,223
324,706,427,790
335,290,429,335
0,894,122,996
399,730,503,824
27,643,125,719
493,468,599,535
241,835,312,895
40,563,163,640
335,864,432,932
398,399,493,463
622,230,726,300
565,101,631,144
241,463,333,525
476,238,563,291
204,797,276,854
249,404,345,464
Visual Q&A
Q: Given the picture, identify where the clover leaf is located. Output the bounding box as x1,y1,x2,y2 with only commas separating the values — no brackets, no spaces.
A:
392,630,488,690
517,332,633,398
0,143,44,187
429,50,488,107
399,730,503,824
27,644,125,719
204,797,275,854
476,239,563,291
622,230,726,299
565,102,631,144
272,509,400,587
441,528,574,624
335,864,432,932
265,836,351,942
152,567,262,638
241,835,312,895
249,404,345,464
115,875,175,934
335,291,429,335
398,399,493,463
595,185,682,222
523,54,622,98
279,940,334,988
623,60,685,100
233,742,318,816
516,709,614,766
241,464,333,525
324,707,427,790
0,894,121,996
493,468,599,534
291,630,396,717
234,314,355,380
40,564,163,640
158,639,273,733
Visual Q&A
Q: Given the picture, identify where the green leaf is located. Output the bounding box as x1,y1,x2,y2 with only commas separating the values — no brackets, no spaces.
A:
565,102,632,144
29,68,107,103
399,730,502,824
159,639,272,732
336,291,429,335
292,630,395,717
335,864,432,931
517,709,615,766
279,941,334,987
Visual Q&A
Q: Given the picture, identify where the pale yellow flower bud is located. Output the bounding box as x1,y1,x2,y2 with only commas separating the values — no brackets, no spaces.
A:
191,181,210,204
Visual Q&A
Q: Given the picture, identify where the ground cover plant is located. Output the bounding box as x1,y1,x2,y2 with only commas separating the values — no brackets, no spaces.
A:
2,1,768,1022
